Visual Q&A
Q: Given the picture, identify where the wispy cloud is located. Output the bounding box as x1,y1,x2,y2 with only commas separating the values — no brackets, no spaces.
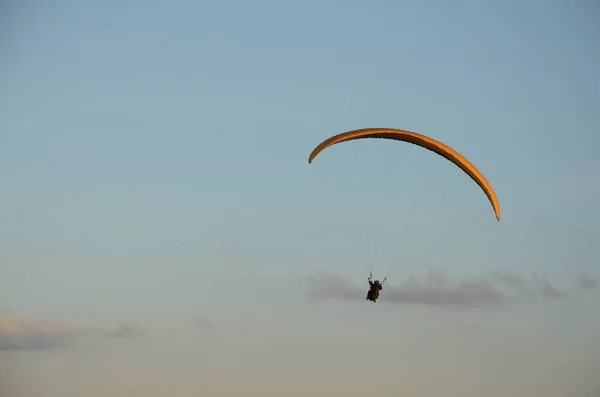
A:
532,274,565,299
307,272,363,300
0,315,75,350
193,317,250,336
0,315,146,351
579,274,596,290
424,267,449,288
493,271,525,288
308,267,581,307
390,274,509,307
106,322,147,339
493,271,530,295
195,317,217,331
308,269,510,308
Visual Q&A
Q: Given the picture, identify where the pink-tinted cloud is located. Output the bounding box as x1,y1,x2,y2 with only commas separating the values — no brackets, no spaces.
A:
308,269,510,308
0,315,75,350
0,315,146,350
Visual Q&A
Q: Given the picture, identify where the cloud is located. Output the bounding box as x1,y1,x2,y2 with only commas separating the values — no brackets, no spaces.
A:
532,275,565,299
492,271,530,295
0,315,75,350
388,273,509,307
424,267,449,288
493,271,525,288
193,317,249,335
308,268,582,307
106,322,147,339
308,269,510,308
307,272,363,300
579,274,596,290
494,272,568,300
0,315,146,350
195,317,216,331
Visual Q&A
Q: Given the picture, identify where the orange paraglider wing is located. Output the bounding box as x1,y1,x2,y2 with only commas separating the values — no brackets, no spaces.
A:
308,128,500,221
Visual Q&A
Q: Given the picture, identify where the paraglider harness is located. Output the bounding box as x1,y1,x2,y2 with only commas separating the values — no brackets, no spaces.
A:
366,273,386,303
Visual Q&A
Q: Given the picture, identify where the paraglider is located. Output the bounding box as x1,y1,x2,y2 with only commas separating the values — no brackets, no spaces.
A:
308,127,501,303
366,273,386,303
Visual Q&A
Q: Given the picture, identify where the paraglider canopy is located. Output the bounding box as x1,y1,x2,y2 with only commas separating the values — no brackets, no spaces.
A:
308,127,500,221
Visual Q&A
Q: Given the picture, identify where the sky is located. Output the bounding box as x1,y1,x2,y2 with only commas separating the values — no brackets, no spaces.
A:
1,0,599,396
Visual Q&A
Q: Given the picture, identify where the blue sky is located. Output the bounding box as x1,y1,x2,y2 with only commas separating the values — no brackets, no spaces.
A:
1,1,599,395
